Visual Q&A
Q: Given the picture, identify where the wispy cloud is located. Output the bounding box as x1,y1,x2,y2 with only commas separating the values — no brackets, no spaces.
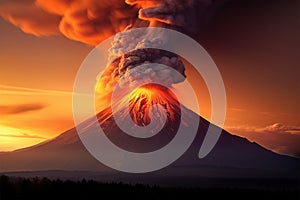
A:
227,123,300,158
228,107,247,112
0,133,45,139
228,107,274,116
227,123,300,135
0,84,72,96
258,123,300,134
0,103,46,115
0,125,46,139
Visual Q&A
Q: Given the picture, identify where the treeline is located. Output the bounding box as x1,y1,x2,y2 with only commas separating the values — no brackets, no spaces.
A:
0,175,298,200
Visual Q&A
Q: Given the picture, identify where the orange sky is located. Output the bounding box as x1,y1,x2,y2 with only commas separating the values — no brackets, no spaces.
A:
0,0,299,157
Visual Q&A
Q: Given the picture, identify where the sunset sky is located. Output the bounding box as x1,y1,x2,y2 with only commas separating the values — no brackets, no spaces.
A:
0,0,299,157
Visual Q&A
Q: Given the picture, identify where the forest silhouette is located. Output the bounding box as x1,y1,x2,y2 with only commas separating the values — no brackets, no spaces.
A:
0,175,299,200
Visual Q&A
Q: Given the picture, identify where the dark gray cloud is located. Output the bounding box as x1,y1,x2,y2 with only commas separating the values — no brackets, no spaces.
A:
126,0,230,34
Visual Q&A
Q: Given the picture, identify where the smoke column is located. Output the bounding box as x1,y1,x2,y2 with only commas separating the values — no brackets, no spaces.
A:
93,0,228,121
0,0,229,126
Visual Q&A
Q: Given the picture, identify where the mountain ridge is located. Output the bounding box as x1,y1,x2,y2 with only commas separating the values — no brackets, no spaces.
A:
0,100,299,183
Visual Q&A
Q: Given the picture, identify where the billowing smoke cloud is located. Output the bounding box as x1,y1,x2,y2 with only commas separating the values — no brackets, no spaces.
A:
95,28,186,111
0,0,139,45
0,0,229,45
56,0,138,45
0,0,61,36
126,0,230,34
0,0,230,113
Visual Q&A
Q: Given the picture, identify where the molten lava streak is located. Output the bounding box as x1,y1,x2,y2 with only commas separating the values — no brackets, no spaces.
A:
127,84,180,126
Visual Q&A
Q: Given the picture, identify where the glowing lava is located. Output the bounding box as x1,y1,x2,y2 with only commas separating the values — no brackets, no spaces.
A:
126,84,180,126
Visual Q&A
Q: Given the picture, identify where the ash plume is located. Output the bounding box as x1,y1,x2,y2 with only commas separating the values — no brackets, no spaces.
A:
126,0,230,34
0,0,229,125
0,0,139,45
95,28,186,112
0,0,230,45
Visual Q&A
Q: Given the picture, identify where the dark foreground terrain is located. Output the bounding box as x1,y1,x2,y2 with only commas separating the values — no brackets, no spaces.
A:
0,175,299,200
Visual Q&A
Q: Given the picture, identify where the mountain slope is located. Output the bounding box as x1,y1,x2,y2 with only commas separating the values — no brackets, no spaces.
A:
0,85,299,182
0,107,298,177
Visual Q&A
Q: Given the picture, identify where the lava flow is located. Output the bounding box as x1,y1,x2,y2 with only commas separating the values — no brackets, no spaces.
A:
95,44,187,130
126,84,180,126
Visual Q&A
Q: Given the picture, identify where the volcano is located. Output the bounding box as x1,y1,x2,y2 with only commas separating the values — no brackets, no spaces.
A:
0,85,299,186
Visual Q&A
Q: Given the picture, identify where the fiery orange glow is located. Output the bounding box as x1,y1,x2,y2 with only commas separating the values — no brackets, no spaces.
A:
127,84,179,126
0,0,298,158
